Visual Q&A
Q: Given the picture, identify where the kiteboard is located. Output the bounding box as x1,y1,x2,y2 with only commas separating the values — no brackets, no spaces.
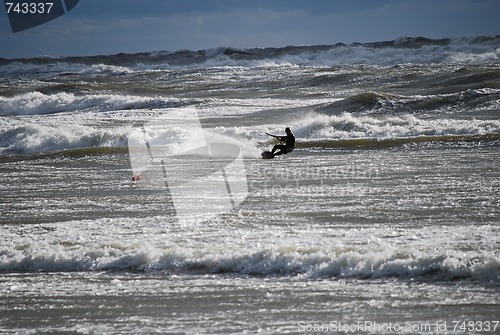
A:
261,151,275,159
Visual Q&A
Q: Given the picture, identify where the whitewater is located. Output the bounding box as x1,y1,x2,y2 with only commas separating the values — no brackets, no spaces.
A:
1,36,499,334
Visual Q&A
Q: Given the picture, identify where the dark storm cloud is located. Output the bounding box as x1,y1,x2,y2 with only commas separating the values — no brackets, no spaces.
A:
1,0,499,58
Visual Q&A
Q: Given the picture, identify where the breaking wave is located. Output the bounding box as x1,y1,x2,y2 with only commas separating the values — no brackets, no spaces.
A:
2,111,499,155
1,36,498,72
0,92,185,116
291,112,500,141
0,123,131,154
1,237,498,283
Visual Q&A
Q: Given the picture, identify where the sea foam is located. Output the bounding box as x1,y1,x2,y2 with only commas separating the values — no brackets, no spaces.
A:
0,92,180,116
1,233,498,283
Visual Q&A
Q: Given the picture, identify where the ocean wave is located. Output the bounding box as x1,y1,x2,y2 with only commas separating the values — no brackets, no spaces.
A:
1,242,498,283
1,36,498,72
182,36,500,67
0,92,183,116
290,112,500,142
3,111,497,155
0,123,131,154
316,88,500,115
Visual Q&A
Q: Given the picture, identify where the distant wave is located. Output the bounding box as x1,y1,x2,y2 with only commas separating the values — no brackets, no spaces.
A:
1,36,498,70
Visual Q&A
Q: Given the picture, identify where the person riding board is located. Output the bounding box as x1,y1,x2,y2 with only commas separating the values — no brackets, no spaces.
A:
266,127,295,156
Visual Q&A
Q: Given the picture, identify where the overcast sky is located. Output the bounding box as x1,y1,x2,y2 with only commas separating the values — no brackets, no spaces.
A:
1,0,499,58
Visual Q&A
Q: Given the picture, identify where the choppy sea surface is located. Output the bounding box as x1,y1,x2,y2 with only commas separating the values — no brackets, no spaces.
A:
1,36,499,334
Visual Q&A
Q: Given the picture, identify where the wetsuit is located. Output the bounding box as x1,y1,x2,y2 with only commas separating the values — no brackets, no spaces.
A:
271,132,295,155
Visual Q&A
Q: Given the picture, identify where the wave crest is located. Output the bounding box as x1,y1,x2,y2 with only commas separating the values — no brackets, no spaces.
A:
1,36,498,71
0,92,182,116
1,243,498,283
0,123,131,154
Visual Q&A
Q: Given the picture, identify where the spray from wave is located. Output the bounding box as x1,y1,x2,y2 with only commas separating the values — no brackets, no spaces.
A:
0,92,184,116
1,221,498,283
1,36,498,72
